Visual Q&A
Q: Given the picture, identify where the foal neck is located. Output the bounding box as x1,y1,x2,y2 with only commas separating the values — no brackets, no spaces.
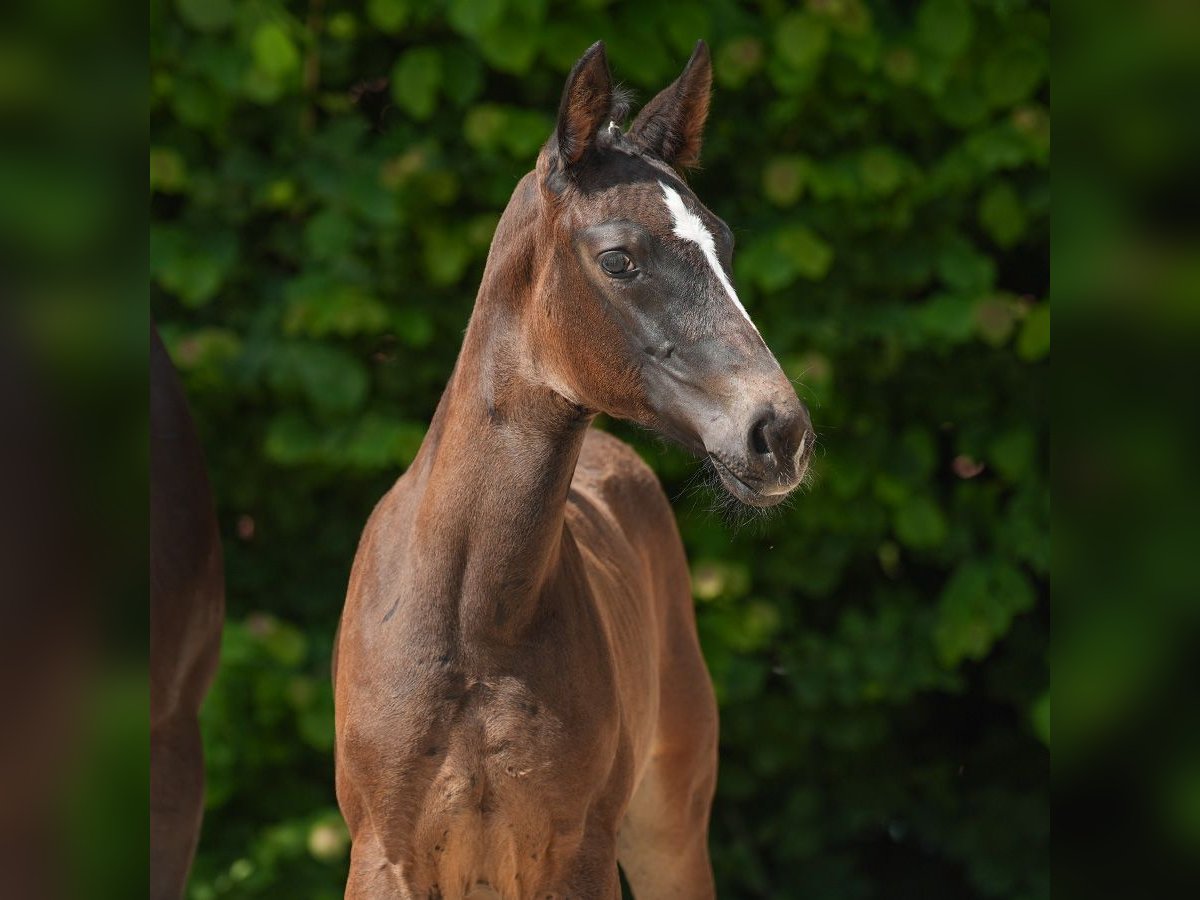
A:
405,194,592,642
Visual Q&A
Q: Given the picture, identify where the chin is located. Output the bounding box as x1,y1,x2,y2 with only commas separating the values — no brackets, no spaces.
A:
709,455,796,509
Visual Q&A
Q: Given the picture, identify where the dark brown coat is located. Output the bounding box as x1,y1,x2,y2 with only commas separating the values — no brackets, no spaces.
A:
334,42,811,899
151,327,225,899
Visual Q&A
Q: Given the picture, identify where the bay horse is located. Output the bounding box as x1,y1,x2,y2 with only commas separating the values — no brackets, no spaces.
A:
151,326,225,899
334,41,813,899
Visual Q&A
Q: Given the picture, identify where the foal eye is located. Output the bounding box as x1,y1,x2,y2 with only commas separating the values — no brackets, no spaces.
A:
598,250,636,277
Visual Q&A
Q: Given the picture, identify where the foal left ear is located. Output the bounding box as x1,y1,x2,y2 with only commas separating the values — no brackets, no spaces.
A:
629,40,712,171
555,41,614,167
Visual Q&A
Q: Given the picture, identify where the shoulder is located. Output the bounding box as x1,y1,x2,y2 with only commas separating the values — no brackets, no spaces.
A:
569,429,688,578
573,428,673,518
578,428,659,485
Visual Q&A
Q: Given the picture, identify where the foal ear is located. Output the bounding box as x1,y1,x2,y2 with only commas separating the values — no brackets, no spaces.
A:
555,41,614,167
629,40,712,171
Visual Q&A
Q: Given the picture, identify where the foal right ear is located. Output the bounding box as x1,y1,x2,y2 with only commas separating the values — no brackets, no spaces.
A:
629,40,712,171
554,41,614,168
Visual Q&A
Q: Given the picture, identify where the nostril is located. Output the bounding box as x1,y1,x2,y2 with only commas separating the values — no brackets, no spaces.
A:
766,411,811,466
750,415,771,456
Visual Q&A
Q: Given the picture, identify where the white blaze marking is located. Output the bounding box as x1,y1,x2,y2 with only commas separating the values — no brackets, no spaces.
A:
659,180,759,334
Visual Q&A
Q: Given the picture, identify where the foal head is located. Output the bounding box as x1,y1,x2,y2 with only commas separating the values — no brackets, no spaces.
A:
508,41,813,508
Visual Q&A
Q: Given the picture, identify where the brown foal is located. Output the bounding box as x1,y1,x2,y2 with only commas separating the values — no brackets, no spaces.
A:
334,41,813,899
151,327,225,899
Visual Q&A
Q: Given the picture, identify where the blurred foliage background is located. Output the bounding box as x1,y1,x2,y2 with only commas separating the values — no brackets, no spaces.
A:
150,0,1048,897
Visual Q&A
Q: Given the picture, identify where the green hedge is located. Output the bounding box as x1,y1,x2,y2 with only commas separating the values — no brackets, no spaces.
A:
150,1,1048,897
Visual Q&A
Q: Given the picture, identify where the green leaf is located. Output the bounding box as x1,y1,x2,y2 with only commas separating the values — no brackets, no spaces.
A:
175,0,234,33
859,146,904,196
979,182,1027,247
737,227,831,292
283,278,390,338
899,427,937,480
664,4,712,56
1029,691,1049,746
883,46,918,84
934,561,1034,667
974,295,1018,346
873,472,911,507
464,104,508,151
297,696,336,750
393,308,435,348
989,429,1036,482
421,226,471,286
327,11,358,41
342,414,426,469
441,45,485,106
938,237,996,292
260,616,307,665
259,178,298,210
171,77,226,128
267,344,369,416
762,156,809,206
391,47,442,120
367,0,409,34
150,227,237,307
691,559,751,601
264,412,325,466
737,240,793,293
264,412,425,470
916,0,973,58
730,601,782,653
775,14,830,70
708,652,768,706
716,37,765,89
937,81,987,127
538,24,600,72
252,23,300,78
966,125,1031,172
982,39,1045,108
149,147,188,194
500,109,554,158
447,0,505,38
307,815,350,861
241,67,286,105
806,158,859,201
1017,304,1050,361
508,0,547,23
776,225,834,281
995,488,1049,574
302,209,357,261
894,496,948,549
916,293,977,344
164,327,242,380
477,20,539,74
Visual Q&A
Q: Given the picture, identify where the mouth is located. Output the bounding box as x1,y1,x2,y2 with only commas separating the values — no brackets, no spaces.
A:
708,455,792,509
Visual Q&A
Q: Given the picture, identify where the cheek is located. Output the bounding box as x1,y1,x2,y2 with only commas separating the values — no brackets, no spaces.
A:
533,271,639,391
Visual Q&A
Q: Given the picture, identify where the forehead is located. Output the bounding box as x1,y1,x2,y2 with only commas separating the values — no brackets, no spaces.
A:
568,149,728,240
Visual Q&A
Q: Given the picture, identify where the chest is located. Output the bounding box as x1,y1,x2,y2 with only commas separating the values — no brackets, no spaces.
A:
350,657,629,890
